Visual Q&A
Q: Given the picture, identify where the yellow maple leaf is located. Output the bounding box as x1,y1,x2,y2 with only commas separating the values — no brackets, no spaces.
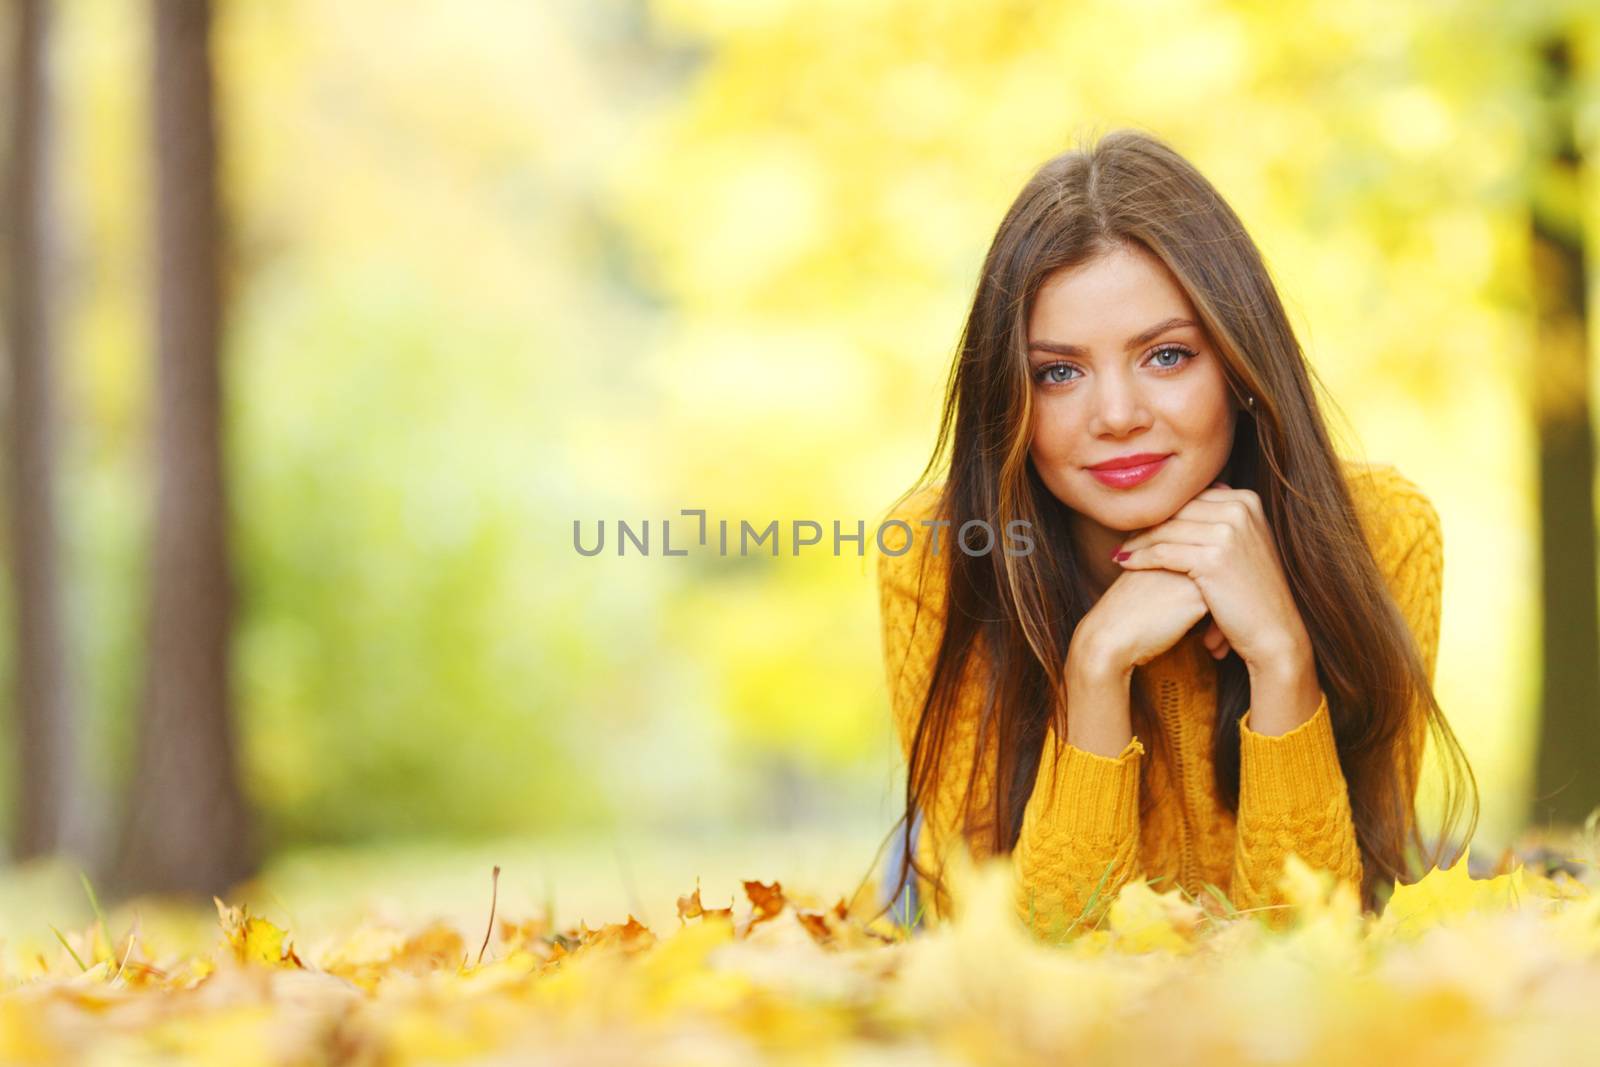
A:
1106,879,1202,954
213,897,303,967
1376,858,1527,938
1268,854,1366,968
1277,853,1362,923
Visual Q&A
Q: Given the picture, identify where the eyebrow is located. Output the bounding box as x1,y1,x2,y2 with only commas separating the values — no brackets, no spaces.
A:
1028,317,1198,358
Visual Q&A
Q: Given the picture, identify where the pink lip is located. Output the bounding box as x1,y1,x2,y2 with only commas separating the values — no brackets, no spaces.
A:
1087,454,1172,488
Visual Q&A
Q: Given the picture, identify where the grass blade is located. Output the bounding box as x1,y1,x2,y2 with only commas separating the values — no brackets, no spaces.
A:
49,925,88,973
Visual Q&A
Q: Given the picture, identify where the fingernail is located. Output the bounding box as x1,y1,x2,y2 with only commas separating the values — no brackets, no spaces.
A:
1112,550,1131,562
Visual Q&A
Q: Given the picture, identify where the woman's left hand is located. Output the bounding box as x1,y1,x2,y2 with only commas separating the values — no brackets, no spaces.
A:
1111,481,1313,675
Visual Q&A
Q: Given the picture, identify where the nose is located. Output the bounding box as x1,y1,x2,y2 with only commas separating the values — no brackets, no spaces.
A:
1087,370,1152,437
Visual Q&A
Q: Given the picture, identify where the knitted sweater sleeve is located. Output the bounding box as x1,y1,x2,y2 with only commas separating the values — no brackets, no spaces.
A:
1009,728,1146,940
876,506,1145,939
1228,467,1443,915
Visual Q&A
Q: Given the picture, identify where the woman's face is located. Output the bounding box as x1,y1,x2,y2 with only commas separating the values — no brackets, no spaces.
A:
1026,242,1239,547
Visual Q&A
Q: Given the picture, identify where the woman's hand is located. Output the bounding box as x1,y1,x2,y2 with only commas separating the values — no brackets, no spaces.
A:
1110,481,1313,677
1072,566,1212,678
1065,566,1212,756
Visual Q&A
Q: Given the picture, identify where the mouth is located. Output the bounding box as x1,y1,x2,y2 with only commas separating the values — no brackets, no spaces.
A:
1086,454,1173,489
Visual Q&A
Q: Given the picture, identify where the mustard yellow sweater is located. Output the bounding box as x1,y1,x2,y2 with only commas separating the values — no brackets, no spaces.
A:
876,459,1442,937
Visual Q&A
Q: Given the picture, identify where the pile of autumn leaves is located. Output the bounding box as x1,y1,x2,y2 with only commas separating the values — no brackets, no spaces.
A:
3,830,1599,1066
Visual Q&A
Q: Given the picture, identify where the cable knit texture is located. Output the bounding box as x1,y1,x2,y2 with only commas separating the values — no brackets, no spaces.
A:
876,458,1443,938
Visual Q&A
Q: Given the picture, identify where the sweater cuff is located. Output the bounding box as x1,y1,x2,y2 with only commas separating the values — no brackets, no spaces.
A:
1027,732,1144,835
1238,690,1346,815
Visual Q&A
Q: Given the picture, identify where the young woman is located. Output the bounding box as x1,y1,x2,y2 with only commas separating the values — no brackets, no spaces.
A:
874,129,1478,938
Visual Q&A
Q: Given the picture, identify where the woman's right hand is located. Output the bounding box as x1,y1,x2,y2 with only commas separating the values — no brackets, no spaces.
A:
1060,567,1212,757
1075,567,1212,676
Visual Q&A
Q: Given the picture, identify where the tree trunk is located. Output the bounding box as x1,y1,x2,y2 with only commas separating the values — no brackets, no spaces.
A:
112,0,253,897
1529,33,1600,829
5,0,84,861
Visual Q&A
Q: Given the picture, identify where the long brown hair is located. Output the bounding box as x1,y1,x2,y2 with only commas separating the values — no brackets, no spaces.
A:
875,128,1477,922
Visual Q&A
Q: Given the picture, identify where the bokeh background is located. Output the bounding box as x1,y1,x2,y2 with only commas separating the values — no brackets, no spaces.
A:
3,0,1599,940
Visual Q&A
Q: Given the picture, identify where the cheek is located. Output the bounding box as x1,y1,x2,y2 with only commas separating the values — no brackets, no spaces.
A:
1165,381,1232,443
1028,400,1077,461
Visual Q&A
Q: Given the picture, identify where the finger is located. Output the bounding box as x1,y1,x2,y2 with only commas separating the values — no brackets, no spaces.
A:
1202,622,1227,657
1113,541,1206,575
1168,497,1257,533
1117,519,1230,556
1193,484,1255,502
1189,488,1263,521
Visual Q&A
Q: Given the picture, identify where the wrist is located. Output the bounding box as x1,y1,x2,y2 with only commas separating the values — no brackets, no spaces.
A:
1067,625,1133,688
1063,673,1135,756
1244,630,1314,685
1064,626,1136,758
1245,645,1321,736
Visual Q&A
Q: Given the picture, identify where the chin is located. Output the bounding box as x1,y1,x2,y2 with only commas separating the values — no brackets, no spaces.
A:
1081,495,1184,531
1065,496,1153,528
1101,507,1168,532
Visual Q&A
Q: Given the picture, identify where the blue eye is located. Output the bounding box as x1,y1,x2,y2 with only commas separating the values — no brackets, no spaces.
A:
1034,362,1080,385
1150,344,1197,370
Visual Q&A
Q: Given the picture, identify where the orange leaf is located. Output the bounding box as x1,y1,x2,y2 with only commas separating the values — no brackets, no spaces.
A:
743,880,785,920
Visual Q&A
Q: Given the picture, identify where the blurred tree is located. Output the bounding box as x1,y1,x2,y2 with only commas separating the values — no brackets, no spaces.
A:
1527,30,1600,827
111,0,253,896
4,0,86,861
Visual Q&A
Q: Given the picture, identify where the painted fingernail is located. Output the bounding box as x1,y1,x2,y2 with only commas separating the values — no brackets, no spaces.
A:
1112,550,1131,562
